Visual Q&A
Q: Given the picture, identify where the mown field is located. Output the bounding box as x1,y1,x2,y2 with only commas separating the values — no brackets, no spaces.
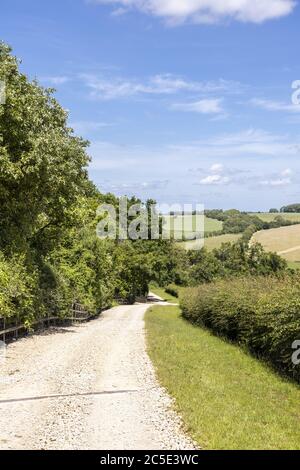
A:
250,212,300,222
164,214,223,239
146,305,300,450
252,224,300,262
183,233,241,251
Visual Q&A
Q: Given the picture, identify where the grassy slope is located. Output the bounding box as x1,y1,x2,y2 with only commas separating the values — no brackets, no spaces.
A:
287,261,300,270
183,233,241,251
149,285,178,303
165,215,223,238
145,305,300,450
251,212,300,222
252,224,300,262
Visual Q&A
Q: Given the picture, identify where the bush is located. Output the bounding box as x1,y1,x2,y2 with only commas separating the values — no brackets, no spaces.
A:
165,284,179,298
180,275,300,382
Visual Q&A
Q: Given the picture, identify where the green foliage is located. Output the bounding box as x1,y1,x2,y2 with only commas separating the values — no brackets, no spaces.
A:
165,284,179,298
0,42,89,256
0,43,172,329
181,275,300,382
185,241,287,285
0,253,36,323
280,204,300,213
205,209,299,239
146,305,300,450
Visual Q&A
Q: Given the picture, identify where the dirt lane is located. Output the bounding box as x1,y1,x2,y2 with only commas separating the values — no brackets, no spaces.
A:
0,301,195,450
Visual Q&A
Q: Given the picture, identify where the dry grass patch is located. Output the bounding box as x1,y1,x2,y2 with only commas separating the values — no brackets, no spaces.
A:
252,224,300,261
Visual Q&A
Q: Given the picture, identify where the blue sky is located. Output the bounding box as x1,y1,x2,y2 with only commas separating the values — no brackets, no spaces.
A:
2,0,300,210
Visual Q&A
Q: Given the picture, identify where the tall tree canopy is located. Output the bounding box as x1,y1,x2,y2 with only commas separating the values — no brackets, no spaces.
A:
0,42,90,255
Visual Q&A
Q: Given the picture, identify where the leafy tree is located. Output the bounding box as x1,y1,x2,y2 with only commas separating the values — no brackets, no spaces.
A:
0,42,89,256
280,204,300,213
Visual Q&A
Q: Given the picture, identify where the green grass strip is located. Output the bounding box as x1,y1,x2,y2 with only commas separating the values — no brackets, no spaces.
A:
145,305,300,450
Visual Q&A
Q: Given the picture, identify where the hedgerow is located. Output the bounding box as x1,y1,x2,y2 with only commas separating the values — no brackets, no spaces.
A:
180,275,300,382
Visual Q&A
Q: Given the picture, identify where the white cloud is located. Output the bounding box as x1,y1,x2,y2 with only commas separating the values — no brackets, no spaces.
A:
210,163,224,173
171,98,224,114
282,167,292,176
198,161,230,185
200,174,230,185
93,0,296,24
260,177,291,187
100,179,169,193
260,168,293,186
250,98,300,113
81,73,239,100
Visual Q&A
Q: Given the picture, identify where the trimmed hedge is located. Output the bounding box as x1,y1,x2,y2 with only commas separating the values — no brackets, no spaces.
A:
180,275,300,382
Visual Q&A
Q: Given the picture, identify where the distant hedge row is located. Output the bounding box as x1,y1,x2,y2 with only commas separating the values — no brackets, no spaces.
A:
180,276,300,382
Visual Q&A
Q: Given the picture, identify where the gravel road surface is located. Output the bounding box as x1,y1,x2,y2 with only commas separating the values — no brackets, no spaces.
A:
0,298,195,450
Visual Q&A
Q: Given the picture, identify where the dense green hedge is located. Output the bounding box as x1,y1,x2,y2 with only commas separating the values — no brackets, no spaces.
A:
180,276,300,382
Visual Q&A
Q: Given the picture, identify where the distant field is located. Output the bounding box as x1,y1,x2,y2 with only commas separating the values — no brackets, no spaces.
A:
164,214,223,240
250,212,300,223
252,224,300,262
183,233,241,251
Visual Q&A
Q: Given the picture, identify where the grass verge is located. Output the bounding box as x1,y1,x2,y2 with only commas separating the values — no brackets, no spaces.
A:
149,285,178,303
145,305,300,450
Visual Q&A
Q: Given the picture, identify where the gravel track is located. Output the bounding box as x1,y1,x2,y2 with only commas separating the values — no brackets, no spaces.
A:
0,299,195,450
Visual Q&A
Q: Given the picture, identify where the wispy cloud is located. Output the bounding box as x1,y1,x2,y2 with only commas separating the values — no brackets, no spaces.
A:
99,179,169,193
81,73,240,100
170,129,300,158
250,98,300,113
92,0,296,25
40,76,70,86
171,98,224,114
260,168,293,187
69,120,113,135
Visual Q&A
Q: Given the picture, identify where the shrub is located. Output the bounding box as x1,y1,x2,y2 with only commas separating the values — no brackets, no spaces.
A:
180,275,300,382
165,284,179,298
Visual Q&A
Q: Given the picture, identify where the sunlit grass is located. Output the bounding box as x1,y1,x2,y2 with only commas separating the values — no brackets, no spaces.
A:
251,212,300,223
149,285,178,303
146,305,300,450
182,233,242,251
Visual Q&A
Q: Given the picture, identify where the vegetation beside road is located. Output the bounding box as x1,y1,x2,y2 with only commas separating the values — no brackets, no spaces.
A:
149,284,178,303
146,305,300,450
181,275,300,383
0,43,180,328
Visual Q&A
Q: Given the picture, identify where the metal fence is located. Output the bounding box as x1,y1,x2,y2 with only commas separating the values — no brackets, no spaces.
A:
0,302,96,344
